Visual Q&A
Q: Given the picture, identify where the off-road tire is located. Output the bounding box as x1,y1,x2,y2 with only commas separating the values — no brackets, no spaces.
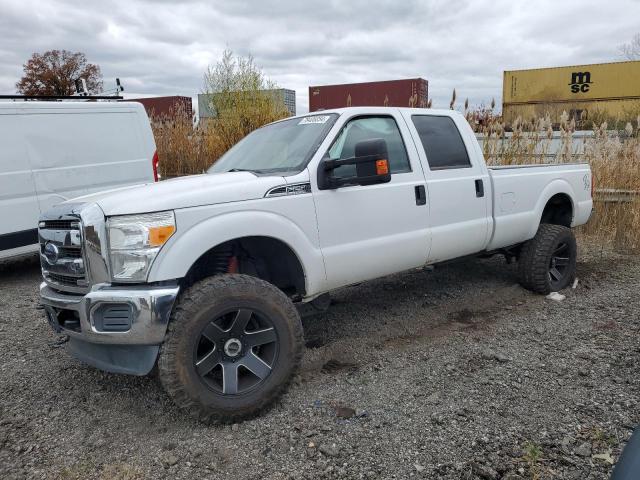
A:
158,274,304,423
518,223,577,294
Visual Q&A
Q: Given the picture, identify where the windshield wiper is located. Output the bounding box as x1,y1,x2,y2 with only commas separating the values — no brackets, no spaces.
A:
227,168,262,174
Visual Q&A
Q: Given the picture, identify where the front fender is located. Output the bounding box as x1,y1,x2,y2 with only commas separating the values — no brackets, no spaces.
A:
147,210,327,296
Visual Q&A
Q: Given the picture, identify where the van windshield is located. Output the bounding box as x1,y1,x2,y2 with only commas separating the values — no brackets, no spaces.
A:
208,114,338,175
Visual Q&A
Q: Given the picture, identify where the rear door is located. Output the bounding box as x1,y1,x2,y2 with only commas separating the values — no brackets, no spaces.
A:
402,112,490,262
0,108,40,257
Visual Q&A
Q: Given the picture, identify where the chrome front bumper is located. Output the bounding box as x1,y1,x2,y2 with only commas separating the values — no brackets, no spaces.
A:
40,282,179,345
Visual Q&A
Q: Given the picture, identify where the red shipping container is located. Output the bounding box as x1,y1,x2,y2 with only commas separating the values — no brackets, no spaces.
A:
125,96,193,120
309,78,428,112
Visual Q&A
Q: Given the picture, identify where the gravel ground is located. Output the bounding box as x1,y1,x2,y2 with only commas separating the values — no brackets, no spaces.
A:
0,248,638,480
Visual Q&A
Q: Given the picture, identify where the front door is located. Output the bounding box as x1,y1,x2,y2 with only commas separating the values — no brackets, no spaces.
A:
311,112,430,289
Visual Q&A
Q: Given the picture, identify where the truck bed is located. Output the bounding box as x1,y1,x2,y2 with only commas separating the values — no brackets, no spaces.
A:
486,163,593,250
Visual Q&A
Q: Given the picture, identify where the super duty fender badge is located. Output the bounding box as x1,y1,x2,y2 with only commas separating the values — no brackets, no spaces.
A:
265,183,312,197
583,173,590,190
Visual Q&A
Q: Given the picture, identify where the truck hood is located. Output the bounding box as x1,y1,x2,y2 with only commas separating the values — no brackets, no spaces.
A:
66,172,285,216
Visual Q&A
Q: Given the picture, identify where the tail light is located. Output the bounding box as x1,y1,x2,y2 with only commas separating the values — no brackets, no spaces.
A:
152,151,159,182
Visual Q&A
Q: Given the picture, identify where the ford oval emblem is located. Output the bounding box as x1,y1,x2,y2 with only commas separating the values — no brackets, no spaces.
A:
44,242,60,265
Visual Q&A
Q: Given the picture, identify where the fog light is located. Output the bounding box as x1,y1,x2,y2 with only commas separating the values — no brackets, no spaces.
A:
93,304,133,332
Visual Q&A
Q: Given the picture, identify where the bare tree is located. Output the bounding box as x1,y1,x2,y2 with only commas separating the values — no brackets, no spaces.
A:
619,33,640,60
16,50,102,96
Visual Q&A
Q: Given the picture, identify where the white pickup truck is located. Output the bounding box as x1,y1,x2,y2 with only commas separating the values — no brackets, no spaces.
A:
38,107,592,422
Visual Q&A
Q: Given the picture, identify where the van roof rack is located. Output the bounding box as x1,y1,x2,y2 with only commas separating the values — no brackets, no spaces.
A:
0,94,124,101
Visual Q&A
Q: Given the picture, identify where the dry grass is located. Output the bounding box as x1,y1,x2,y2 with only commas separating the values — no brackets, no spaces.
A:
150,104,213,177
151,99,288,178
580,120,640,252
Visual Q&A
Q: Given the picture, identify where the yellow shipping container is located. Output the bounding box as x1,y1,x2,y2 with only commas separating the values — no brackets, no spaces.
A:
503,61,640,125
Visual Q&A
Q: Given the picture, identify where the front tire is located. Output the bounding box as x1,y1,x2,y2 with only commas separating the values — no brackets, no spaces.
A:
518,224,577,294
158,274,304,423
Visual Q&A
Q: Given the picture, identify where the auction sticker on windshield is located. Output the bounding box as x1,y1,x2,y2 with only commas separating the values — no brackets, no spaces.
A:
299,115,330,125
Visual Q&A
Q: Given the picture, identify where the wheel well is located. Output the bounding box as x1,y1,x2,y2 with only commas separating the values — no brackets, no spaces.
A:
540,193,573,227
183,236,306,300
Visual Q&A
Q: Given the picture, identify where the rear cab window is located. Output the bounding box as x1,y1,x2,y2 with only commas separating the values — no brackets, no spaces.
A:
411,115,471,170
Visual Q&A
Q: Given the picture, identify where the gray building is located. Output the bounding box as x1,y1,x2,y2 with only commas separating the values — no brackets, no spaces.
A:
278,88,296,116
198,88,296,119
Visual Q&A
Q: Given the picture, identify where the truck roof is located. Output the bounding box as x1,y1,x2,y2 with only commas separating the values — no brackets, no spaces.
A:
264,107,461,128
301,106,459,117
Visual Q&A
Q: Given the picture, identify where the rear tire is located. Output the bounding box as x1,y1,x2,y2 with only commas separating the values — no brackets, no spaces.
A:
518,224,577,294
158,274,304,423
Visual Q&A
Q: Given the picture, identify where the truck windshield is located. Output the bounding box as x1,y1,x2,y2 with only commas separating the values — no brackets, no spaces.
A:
208,114,338,175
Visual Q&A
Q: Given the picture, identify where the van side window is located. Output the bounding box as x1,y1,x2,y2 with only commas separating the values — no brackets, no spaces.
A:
328,116,411,178
411,115,471,170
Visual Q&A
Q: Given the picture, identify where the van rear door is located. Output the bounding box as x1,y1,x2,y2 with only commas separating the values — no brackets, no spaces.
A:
0,108,40,257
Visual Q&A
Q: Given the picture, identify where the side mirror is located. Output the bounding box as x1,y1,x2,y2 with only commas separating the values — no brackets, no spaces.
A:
318,138,392,190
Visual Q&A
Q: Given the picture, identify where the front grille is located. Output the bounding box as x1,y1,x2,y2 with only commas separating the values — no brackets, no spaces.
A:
59,246,82,258
38,216,88,293
40,220,79,230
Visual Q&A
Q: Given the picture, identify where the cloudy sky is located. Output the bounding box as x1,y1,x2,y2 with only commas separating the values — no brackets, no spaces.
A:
0,0,638,114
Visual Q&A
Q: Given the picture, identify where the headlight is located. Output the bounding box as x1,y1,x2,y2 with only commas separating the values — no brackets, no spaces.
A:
107,211,176,282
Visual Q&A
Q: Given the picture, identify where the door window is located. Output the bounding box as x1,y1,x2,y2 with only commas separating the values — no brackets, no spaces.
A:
411,115,471,170
327,116,411,178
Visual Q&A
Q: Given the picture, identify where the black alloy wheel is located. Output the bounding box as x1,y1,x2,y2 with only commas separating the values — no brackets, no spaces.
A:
548,241,571,290
194,308,278,395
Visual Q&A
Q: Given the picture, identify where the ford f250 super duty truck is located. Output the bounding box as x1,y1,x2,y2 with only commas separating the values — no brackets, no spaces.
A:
38,107,593,422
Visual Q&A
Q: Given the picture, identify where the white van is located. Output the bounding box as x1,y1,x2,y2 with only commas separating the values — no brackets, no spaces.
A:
0,101,157,260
